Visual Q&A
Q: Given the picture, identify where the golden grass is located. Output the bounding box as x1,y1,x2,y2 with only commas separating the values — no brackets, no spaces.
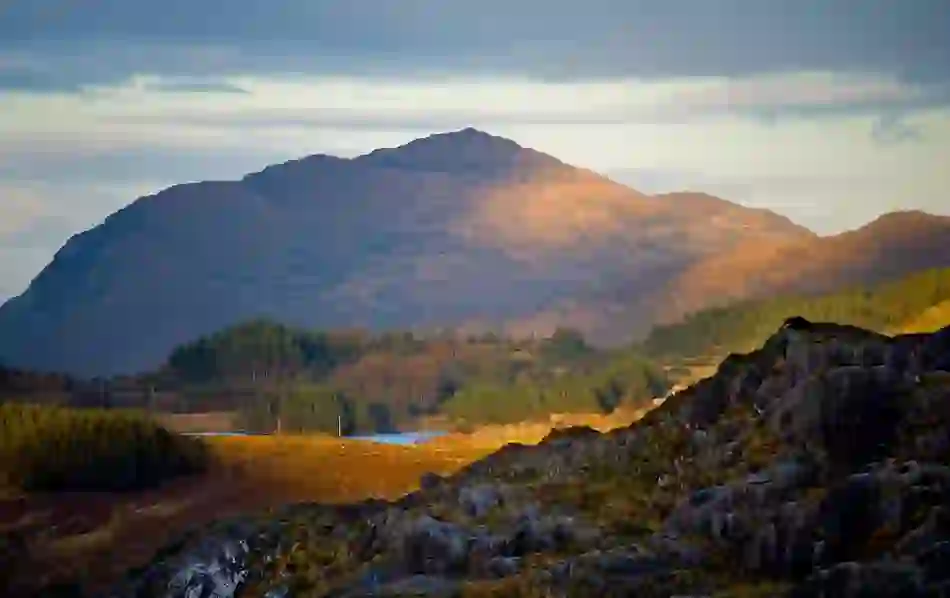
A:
3,434,494,597
897,300,950,334
429,407,652,449
206,434,493,502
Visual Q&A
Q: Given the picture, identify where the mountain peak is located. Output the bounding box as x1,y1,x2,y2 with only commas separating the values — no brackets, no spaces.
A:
401,127,515,146
357,128,562,174
850,210,950,237
445,126,499,139
869,209,945,225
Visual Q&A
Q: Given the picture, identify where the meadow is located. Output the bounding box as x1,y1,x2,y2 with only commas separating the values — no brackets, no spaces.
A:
0,423,496,597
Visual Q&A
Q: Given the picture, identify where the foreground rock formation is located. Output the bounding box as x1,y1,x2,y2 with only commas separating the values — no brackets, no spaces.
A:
108,318,950,597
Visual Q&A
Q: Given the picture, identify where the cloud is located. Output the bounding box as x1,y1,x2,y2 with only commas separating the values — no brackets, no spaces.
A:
0,65,84,92
0,71,937,152
871,112,925,145
0,186,49,235
139,78,250,94
1,70,947,194
0,0,947,89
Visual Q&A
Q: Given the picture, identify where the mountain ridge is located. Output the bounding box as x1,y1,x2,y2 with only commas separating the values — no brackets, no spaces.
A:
1,128,948,376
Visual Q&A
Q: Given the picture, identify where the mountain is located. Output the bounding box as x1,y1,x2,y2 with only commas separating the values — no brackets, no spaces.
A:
0,129,812,375
558,209,950,344
653,210,950,317
0,128,948,376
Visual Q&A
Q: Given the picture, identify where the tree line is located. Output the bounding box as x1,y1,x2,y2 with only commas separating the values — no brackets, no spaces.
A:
5,322,668,434
158,321,669,434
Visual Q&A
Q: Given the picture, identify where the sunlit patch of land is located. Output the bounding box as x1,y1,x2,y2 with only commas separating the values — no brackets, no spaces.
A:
430,405,654,448
206,434,494,502
896,299,950,333
1,433,495,597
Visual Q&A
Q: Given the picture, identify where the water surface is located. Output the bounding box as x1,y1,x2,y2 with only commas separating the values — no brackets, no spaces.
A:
181,431,446,445
346,431,447,445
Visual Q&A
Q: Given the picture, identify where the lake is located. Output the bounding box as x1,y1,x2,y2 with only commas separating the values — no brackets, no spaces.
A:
346,431,447,445
182,430,446,445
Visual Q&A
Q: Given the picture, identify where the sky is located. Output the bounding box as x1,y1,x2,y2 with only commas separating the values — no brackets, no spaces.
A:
1,0,949,302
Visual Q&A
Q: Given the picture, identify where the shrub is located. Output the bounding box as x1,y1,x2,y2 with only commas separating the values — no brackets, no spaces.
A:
0,403,209,492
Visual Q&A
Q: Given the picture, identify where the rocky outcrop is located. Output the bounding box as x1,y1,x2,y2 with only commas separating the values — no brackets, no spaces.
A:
113,318,950,597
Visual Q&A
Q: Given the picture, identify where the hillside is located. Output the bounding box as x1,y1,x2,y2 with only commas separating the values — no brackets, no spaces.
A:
0,129,814,376
108,319,950,597
641,266,950,360
899,299,950,334
639,211,950,327
3,129,950,376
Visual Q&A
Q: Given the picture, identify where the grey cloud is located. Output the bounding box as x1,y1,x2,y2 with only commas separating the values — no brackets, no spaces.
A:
93,84,950,131
141,79,250,94
0,65,85,91
871,112,925,145
0,68,249,95
0,0,947,88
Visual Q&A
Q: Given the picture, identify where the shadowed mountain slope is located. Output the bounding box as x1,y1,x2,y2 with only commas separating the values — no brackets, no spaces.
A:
2,129,948,375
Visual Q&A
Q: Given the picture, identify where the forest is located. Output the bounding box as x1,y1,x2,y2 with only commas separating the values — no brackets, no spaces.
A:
641,266,950,359
160,323,668,433
0,324,669,435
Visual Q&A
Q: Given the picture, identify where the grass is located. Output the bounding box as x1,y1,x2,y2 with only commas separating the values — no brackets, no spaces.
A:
897,299,950,333
0,403,209,493
428,406,654,449
206,434,494,502
1,432,494,597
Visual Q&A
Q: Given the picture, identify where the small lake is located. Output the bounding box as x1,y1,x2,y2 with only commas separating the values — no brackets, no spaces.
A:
182,431,446,445
346,431,447,445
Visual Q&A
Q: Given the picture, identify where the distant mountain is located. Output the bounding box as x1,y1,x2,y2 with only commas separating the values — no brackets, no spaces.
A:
0,128,945,376
486,209,950,345
641,210,950,324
